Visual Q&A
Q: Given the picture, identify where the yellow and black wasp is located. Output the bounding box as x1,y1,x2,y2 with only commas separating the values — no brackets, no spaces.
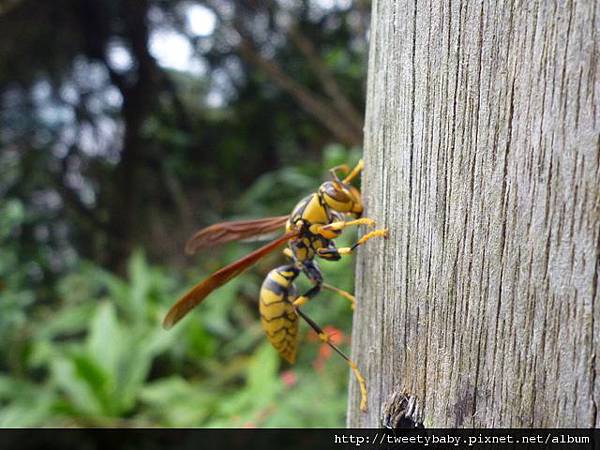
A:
162,159,387,411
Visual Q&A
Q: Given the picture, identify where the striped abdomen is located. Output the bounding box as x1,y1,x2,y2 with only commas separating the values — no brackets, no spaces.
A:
259,265,300,363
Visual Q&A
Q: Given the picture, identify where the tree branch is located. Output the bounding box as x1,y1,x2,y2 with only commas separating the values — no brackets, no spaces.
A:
237,38,362,146
287,26,364,133
205,0,363,146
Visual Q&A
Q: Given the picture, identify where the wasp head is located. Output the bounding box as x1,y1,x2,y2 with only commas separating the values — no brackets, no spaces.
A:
318,180,363,217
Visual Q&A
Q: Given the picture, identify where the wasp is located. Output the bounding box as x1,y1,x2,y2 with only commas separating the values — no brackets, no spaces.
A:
163,159,387,412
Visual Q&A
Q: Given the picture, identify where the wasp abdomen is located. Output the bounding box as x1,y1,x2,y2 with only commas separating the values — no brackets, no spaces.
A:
259,265,300,364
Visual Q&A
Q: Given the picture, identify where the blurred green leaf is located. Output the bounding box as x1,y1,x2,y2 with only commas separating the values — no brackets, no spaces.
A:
0,153,361,426
50,354,106,417
0,199,25,239
127,250,150,320
35,302,96,340
87,302,120,384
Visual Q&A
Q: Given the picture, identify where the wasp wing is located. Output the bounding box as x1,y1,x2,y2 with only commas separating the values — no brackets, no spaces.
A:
163,229,299,330
185,215,289,255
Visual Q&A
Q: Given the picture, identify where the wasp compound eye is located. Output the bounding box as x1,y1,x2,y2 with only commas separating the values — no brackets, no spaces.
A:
322,181,351,203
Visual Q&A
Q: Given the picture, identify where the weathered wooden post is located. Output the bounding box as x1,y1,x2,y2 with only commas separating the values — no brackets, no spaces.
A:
348,0,599,427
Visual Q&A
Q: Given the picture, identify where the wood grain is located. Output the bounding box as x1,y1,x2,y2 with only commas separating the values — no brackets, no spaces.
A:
348,0,600,427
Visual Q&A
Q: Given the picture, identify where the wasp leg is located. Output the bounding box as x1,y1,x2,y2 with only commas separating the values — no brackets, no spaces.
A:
322,282,356,310
291,283,321,307
309,217,376,236
342,158,364,184
293,282,355,310
337,229,388,255
294,306,368,412
291,260,323,307
285,251,353,308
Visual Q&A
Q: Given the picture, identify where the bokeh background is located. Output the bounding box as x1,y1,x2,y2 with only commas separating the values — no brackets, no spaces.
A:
0,0,369,427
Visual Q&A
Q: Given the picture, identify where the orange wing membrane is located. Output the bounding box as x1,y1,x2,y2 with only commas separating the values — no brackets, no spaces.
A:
163,229,299,329
185,215,289,255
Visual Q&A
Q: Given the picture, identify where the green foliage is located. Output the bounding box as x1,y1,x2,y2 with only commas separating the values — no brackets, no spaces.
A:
0,149,363,427
0,0,369,428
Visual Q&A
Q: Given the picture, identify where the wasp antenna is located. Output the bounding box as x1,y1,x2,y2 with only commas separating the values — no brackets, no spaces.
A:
329,163,351,182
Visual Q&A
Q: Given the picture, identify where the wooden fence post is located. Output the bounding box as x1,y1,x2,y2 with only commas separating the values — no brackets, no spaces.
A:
348,0,599,427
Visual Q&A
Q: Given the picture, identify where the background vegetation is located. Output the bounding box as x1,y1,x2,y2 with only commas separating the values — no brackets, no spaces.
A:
0,0,369,426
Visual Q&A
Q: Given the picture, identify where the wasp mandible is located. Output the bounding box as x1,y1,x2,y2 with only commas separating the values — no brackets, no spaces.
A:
162,159,388,412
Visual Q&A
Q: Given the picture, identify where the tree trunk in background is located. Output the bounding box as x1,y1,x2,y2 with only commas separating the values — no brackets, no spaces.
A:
348,0,599,427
